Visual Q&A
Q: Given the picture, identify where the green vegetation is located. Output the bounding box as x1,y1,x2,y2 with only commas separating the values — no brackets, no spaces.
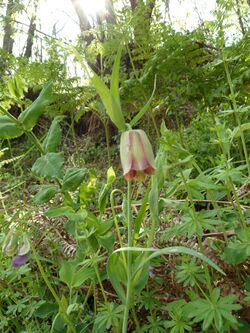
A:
0,0,249,332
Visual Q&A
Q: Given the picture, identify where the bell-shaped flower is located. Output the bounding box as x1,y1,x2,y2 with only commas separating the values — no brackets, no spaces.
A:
120,129,156,181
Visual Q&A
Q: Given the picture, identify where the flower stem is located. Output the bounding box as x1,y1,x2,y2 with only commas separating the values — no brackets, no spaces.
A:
223,57,250,176
122,181,133,333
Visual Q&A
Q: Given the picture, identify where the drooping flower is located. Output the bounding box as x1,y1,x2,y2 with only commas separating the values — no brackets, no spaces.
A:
120,129,156,181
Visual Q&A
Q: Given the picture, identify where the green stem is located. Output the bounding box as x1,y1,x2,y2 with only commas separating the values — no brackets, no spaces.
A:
223,58,250,175
180,171,212,294
31,245,76,333
104,121,111,166
70,111,80,165
148,215,156,247
94,264,108,304
110,189,124,249
25,131,46,155
82,283,93,311
228,178,248,231
122,181,133,333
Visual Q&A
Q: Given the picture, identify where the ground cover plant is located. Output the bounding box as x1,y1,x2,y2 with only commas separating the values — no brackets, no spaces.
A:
0,0,250,332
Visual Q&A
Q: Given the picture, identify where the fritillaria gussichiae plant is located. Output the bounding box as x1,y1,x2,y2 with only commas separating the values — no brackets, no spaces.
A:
72,44,226,332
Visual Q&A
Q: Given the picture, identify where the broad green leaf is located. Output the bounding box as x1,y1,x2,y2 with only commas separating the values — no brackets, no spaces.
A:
18,81,53,130
59,261,76,288
0,115,24,139
35,302,59,318
85,212,113,235
222,243,250,265
31,152,64,179
8,75,26,100
43,116,62,152
62,167,87,191
44,206,73,218
107,251,150,304
73,266,95,288
98,231,114,252
59,260,95,288
64,209,88,236
33,185,59,204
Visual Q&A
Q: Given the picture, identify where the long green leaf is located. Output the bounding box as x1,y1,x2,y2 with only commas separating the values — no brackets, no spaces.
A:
111,45,123,107
71,47,126,131
112,246,225,276
130,75,157,127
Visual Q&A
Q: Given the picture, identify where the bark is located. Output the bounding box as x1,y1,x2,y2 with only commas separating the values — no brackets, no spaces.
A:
70,0,93,45
2,0,16,54
235,0,246,35
130,0,137,11
24,14,36,58
105,0,116,24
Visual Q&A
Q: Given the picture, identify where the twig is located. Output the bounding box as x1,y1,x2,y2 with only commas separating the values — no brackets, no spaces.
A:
93,198,250,214
202,230,235,239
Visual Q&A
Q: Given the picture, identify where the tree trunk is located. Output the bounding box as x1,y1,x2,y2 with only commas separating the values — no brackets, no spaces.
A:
130,0,137,12
24,14,36,58
2,0,16,54
70,0,93,45
235,0,246,35
105,0,116,24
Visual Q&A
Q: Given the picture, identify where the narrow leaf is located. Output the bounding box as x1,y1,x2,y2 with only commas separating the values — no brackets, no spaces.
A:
111,45,123,106
112,246,225,276
130,75,157,127
71,47,126,131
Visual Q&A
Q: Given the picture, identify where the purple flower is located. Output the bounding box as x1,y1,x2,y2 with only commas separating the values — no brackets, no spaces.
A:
12,253,29,267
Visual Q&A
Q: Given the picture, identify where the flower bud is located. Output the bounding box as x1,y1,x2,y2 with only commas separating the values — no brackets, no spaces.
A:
120,129,156,181
2,230,18,256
